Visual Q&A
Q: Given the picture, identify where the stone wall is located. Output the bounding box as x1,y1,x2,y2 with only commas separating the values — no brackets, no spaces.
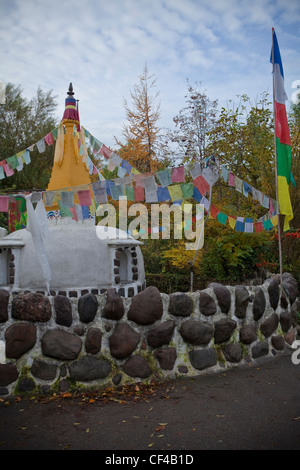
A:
0,273,299,397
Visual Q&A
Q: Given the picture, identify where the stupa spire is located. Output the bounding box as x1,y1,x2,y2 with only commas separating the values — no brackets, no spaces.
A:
46,83,90,192
62,83,80,123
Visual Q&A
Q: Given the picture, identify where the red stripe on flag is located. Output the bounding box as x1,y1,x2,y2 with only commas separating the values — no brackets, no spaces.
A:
275,101,291,146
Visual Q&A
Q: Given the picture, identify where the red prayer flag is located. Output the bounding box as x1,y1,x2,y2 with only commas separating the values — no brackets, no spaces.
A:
134,186,145,202
0,196,9,212
254,222,263,233
171,166,185,183
193,175,210,195
210,204,220,219
78,190,92,206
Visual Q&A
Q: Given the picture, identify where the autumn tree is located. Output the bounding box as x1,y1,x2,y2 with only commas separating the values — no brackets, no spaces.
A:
115,64,162,173
167,80,218,167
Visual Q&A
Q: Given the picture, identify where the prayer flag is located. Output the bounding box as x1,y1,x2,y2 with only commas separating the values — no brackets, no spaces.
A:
36,138,46,153
180,182,194,199
100,145,112,159
6,155,18,169
193,175,210,195
217,212,228,225
192,186,202,202
0,196,9,212
254,221,263,233
134,186,145,202
235,220,245,232
157,186,171,202
210,205,219,219
156,169,172,187
228,216,236,230
271,28,293,231
228,172,235,186
78,190,92,206
3,164,14,176
168,184,183,202
121,160,132,174
171,166,185,183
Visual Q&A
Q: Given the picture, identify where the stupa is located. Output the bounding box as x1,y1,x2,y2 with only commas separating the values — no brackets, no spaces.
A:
47,83,91,192
0,84,145,296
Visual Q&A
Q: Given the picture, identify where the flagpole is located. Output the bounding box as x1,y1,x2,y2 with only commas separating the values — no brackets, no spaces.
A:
271,27,283,285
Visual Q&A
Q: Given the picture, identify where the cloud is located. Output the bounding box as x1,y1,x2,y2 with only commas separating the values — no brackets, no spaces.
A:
0,0,299,148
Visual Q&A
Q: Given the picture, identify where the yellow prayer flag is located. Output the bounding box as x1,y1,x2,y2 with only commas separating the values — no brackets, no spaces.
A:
228,216,236,229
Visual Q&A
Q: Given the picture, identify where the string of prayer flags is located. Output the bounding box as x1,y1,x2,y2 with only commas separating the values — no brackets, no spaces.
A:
220,164,277,215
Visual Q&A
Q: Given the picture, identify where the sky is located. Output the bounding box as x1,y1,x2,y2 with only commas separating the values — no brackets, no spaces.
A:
0,0,299,149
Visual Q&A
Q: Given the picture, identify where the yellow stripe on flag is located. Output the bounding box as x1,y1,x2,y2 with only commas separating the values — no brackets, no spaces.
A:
277,175,293,231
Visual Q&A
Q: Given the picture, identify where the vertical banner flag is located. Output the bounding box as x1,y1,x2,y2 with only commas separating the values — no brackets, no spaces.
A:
271,28,293,231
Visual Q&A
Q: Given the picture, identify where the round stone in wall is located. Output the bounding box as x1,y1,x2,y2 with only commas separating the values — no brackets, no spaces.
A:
208,283,231,314
41,329,82,361
12,292,51,322
199,291,217,316
122,355,151,378
179,320,213,345
78,293,98,323
54,295,73,327
189,348,217,370
109,323,140,359
127,286,163,325
5,323,37,359
168,293,193,317
69,356,112,382
102,288,124,320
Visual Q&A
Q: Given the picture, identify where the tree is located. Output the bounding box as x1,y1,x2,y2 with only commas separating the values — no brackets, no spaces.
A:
0,83,58,191
167,80,218,167
289,91,300,229
115,64,162,173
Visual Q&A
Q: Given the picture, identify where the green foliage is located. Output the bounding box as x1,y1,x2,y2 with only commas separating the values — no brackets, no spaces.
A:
0,83,58,191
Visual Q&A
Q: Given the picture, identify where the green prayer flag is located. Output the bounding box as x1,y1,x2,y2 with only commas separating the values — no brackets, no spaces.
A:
217,212,228,225
180,183,194,199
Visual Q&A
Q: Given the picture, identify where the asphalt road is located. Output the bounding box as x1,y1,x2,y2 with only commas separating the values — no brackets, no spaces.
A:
0,350,299,454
